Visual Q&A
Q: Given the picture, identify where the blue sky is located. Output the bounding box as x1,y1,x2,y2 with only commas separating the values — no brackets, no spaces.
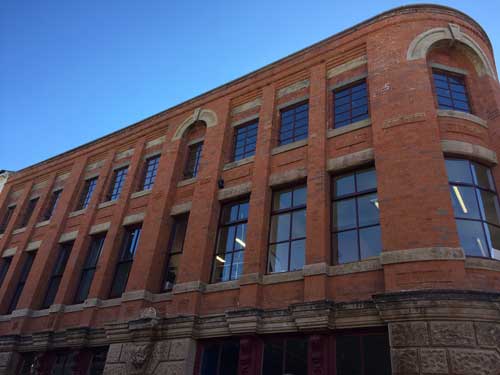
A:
1,0,499,171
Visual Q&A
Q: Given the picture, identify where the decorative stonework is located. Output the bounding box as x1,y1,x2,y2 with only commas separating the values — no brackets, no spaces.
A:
172,108,218,141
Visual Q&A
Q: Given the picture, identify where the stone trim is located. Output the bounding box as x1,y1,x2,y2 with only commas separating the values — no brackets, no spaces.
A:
112,162,130,171
122,212,145,226
142,150,162,160
35,220,50,228
172,108,217,141
231,114,259,128
239,273,262,285
327,55,368,78
32,181,48,190
130,189,152,199
329,258,382,275
2,247,17,258
25,240,42,252
223,156,255,171
85,160,105,173
68,209,86,218
11,227,26,235
55,172,70,182
59,230,78,243
277,79,310,98
187,137,205,147
437,109,488,128
465,257,500,272
276,95,309,111
327,118,371,137
170,201,192,216
327,148,374,173
145,135,166,149
205,280,240,293
89,222,111,235
380,247,465,265
84,171,100,180
217,182,252,201
303,262,329,276
271,139,308,156
114,148,134,161
269,167,307,187
177,177,197,187
262,270,304,284
231,98,262,115
430,62,468,76
98,200,117,209
441,140,498,165
329,73,368,91
172,281,206,294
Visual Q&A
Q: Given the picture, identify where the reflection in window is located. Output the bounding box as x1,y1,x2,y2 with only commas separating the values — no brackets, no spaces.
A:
333,80,369,128
212,201,248,282
233,121,258,161
141,155,160,191
200,340,240,375
445,159,500,259
268,186,306,273
77,177,98,210
279,102,309,146
432,69,471,113
262,337,308,375
332,168,381,264
163,214,189,291
107,166,128,201
42,189,62,221
74,234,106,304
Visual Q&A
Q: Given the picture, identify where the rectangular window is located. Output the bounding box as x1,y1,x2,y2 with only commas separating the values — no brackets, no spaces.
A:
212,200,249,282
8,251,36,314
107,166,128,201
42,189,62,221
335,332,391,375
141,155,160,190
0,257,12,289
184,142,203,179
77,177,98,210
233,121,258,161
333,80,369,128
445,159,500,259
162,214,189,292
268,186,306,273
74,234,106,303
18,197,39,228
332,168,381,264
0,205,15,234
42,241,74,308
109,226,141,298
279,102,309,146
432,69,471,113
199,340,240,375
262,337,308,375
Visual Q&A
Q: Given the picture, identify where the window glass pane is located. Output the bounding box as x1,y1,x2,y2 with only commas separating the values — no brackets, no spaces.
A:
110,262,132,298
472,163,496,191
74,270,94,303
358,194,380,227
235,224,247,250
356,169,377,191
359,226,382,259
290,240,305,271
273,190,292,210
200,343,219,375
456,220,489,257
363,334,392,375
230,251,244,280
291,210,306,239
336,335,362,375
450,186,481,220
292,186,307,207
334,174,355,197
268,243,289,273
219,341,239,375
284,338,308,375
334,230,359,264
263,341,284,375
485,224,500,260
270,214,291,243
477,190,500,225
214,252,232,282
332,199,357,231
238,202,249,220
445,159,472,184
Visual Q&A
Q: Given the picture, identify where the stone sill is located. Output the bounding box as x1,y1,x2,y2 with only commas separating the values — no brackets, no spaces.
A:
263,270,304,284
327,118,371,138
12,227,26,235
206,280,240,292
177,177,197,187
271,139,308,156
437,109,487,128
68,209,86,218
35,220,50,228
223,156,255,171
98,200,117,209
329,258,382,276
131,189,152,199
465,257,500,272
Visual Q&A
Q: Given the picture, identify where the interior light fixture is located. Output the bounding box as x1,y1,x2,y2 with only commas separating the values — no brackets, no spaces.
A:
216,255,226,263
235,238,246,247
370,198,380,209
453,186,468,214
476,238,486,256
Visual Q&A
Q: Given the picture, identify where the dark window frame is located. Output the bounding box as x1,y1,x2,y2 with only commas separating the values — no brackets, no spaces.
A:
183,141,203,179
42,241,74,309
232,120,258,161
332,79,369,129
42,189,62,221
8,251,36,314
198,338,241,375
0,256,12,289
18,197,39,228
262,335,309,375
141,155,160,191
74,233,106,304
446,158,500,259
0,205,15,234
211,199,249,283
77,177,98,210
162,214,189,292
431,68,472,113
267,185,307,274
278,101,309,146
106,166,128,201
331,167,380,264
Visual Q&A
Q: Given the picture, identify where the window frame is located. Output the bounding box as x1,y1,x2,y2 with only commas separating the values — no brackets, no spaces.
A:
141,155,160,191
77,177,98,210
0,205,15,234
42,189,62,221
183,141,203,179
261,335,309,375
18,197,39,228
278,101,309,146
431,68,473,113
0,256,12,289
7,251,36,314
332,79,370,129
106,166,128,201
41,241,74,309
232,120,258,162
74,233,106,304
162,214,189,292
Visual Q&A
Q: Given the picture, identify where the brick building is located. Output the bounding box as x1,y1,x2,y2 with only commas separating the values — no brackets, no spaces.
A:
0,4,499,374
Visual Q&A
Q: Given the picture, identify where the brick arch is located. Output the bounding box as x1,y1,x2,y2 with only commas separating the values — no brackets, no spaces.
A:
407,23,497,79
172,108,218,141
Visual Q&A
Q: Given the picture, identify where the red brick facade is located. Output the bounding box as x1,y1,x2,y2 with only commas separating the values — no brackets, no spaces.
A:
0,5,499,375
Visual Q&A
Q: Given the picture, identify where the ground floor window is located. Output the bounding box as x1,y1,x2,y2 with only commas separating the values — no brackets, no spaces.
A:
199,339,240,375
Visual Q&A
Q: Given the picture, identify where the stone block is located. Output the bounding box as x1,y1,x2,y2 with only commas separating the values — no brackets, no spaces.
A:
390,322,429,347
391,348,419,374
475,322,500,350
0,352,11,367
420,348,448,374
106,343,123,364
152,361,184,375
103,363,126,375
168,338,194,361
430,321,476,346
449,349,500,375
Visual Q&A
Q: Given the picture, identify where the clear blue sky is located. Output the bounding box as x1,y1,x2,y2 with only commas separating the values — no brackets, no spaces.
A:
1,1,499,171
